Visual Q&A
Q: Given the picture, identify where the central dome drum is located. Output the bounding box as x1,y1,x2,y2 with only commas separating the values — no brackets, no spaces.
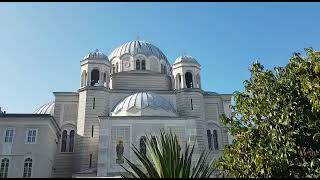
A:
111,92,177,117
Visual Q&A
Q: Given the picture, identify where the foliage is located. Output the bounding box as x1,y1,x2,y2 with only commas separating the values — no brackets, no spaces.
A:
214,48,320,178
120,129,214,178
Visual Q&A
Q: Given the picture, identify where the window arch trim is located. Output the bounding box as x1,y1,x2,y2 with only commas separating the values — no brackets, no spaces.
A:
141,60,146,70
90,69,100,86
69,130,75,153
136,59,141,70
185,72,193,88
23,157,33,178
61,130,67,152
0,158,9,178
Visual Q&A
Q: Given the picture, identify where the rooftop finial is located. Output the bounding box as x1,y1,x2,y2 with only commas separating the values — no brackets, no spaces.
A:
136,34,140,41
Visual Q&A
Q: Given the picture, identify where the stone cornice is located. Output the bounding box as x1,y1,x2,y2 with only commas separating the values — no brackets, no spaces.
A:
78,86,110,93
80,59,110,66
174,88,203,94
53,92,79,96
172,63,201,70
98,115,200,120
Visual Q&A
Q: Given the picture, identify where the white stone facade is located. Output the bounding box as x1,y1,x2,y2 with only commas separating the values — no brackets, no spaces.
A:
0,40,232,178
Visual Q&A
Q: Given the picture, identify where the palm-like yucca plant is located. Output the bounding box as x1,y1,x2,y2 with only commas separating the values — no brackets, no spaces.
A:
119,129,214,178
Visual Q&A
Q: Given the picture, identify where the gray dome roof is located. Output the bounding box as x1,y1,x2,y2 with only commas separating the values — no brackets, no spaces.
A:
109,40,168,63
34,101,55,116
83,49,108,60
174,55,199,65
111,92,177,117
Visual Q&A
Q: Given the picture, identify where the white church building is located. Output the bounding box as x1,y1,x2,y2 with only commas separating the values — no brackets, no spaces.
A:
0,40,232,178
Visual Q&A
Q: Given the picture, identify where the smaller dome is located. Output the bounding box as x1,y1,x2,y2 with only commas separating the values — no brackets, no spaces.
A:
174,55,199,65
83,49,108,60
34,101,55,116
111,92,177,117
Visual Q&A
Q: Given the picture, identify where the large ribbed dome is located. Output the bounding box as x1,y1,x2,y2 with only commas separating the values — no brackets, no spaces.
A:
109,40,168,62
34,101,55,116
111,92,177,117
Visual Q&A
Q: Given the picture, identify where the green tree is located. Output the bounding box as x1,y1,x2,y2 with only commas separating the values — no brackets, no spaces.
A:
214,48,320,178
120,129,214,178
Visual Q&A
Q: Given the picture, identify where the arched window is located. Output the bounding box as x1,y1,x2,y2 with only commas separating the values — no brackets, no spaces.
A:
61,130,67,152
0,158,9,178
160,64,163,73
116,63,119,73
81,71,87,87
23,158,32,178
69,130,74,152
213,130,219,150
136,60,140,70
141,60,146,70
90,69,100,86
163,65,167,74
185,72,193,88
207,130,212,150
140,136,147,156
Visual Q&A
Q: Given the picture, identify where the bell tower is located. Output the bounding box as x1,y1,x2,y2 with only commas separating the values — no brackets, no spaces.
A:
172,55,203,117
172,54,207,153
75,49,111,174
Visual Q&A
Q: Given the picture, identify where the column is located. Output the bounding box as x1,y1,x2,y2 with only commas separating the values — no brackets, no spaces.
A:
181,73,186,89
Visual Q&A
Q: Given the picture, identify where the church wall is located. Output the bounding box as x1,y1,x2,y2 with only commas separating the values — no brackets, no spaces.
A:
53,92,79,127
176,90,204,117
97,117,197,177
203,96,221,123
51,92,78,177
203,94,232,153
111,72,172,90
75,88,109,173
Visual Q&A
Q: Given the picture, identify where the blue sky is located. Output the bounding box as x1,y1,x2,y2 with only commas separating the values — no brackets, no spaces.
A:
0,2,320,113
